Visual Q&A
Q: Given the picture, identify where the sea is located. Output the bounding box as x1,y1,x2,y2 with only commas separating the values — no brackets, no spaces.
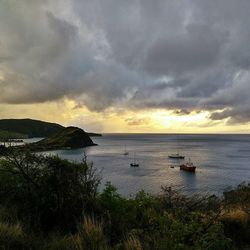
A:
20,134,250,197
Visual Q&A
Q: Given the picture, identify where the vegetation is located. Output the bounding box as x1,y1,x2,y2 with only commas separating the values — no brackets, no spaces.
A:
0,129,27,141
29,126,96,151
88,132,102,137
0,127,96,155
0,118,64,138
0,118,102,139
0,149,249,249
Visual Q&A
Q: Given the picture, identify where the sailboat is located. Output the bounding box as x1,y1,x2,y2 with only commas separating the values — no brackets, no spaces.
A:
123,145,129,155
168,134,185,159
130,152,139,167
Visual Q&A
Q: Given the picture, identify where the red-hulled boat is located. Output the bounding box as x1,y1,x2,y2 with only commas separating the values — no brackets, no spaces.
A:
180,159,196,173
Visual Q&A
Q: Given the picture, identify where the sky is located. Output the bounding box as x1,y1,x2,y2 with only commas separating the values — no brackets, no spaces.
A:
0,0,250,133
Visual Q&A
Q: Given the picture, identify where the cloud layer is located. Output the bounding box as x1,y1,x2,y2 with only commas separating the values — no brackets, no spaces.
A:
1,0,250,124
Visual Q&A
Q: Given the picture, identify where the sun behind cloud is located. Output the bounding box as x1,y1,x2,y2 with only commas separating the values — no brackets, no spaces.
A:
1,0,250,132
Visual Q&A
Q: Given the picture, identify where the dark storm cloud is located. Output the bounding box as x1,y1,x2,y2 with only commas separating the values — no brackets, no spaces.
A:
143,24,228,75
1,0,250,124
210,108,250,125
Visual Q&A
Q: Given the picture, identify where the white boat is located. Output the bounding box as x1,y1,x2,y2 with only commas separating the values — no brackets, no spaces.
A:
168,153,185,159
168,135,185,159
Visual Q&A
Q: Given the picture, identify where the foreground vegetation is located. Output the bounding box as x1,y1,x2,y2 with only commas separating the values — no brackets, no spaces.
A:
0,150,249,249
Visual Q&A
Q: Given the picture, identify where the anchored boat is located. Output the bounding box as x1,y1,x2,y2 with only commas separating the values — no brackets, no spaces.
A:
168,135,185,159
168,153,185,159
123,145,129,155
180,158,196,173
130,152,139,167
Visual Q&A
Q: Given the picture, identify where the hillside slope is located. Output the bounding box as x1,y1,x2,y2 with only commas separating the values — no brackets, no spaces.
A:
0,129,27,139
31,126,96,150
0,119,64,138
0,119,101,138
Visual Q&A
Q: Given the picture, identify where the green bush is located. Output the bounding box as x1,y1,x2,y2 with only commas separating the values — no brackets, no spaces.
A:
0,222,27,249
0,150,101,232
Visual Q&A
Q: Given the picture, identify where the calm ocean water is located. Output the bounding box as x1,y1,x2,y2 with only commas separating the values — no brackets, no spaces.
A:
24,134,250,197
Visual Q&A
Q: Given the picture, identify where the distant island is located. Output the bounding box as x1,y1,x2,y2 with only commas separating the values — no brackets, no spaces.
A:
0,118,102,139
25,126,96,151
0,118,100,152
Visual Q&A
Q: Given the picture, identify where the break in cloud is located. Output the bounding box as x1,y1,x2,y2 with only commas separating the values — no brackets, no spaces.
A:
0,0,250,124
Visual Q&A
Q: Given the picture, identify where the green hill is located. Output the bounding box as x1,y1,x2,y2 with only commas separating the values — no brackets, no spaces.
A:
0,119,101,138
30,126,96,150
0,129,27,140
0,119,64,138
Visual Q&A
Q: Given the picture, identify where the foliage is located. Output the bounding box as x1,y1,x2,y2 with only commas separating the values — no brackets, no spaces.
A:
223,183,250,216
0,118,64,138
0,222,27,249
0,129,27,140
0,150,101,232
30,126,95,151
222,183,250,247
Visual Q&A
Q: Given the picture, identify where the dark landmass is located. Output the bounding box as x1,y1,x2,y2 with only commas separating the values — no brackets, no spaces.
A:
26,126,96,151
0,119,64,138
0,129,27,140
0,118,102,138
88,132,102,137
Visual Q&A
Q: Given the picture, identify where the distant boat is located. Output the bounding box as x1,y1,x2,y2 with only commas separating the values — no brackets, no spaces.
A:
130,152,139,167
180,158,196,173
168,135,185,159
168,153,185,159
123,145,129,155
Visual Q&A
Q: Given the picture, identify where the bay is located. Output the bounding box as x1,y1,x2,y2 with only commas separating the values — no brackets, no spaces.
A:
27,133,250,197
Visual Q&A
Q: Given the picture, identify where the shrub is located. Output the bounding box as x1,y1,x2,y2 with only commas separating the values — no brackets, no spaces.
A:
0,150,101,232
0,222,27,249
124,234,143,250
71,216,108,250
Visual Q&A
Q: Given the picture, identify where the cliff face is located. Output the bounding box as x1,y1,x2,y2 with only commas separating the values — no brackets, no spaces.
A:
32,127,96,150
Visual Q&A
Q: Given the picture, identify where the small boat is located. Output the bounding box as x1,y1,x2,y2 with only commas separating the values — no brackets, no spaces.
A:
123,145,129,155
130,152,139,167
180,158,196,173
130,163,139,167
169,135,185,159
168,153,185,159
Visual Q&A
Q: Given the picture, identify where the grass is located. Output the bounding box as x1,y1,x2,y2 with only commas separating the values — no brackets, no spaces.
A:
0,222,26,249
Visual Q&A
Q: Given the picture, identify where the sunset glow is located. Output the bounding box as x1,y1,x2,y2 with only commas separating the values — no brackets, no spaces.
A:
0,0,250,133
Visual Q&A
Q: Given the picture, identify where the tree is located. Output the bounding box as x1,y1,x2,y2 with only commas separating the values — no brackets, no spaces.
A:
0,149,101,232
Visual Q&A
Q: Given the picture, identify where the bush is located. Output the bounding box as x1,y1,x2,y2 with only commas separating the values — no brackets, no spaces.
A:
0,222,27,249
0,150,101,232
124,234,143,250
